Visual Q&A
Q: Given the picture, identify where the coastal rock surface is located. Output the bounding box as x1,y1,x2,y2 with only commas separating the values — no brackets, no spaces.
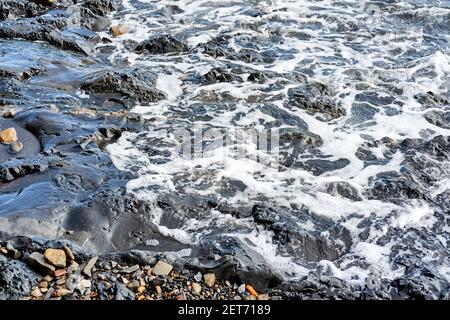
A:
1,0,450,301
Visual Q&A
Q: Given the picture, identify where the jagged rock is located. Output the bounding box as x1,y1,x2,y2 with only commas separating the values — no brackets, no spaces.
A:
187,236,284,290
201,68,242,83
259,104,308,129
80,68,166,103
114,282,135,300
424,111,450,129
0,0,48,20
135,35,189,54
287,83,345,120
414,91,449,108
325,181,362,201
83,0,118,17
0,156,48,182
0,255,38,300
247,71,268,83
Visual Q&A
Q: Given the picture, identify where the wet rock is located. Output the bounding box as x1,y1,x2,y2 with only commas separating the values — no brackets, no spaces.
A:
390,266,449,300
0,0,48,20
259,104,308,130
251,205,351,262
188,236,283,290
279,129,323,150
135,35,189,54
296,158,350,176
152,260,173,276
8,141,24,154
287,83,345,120
83,0,118,17
247,71,268,84
0,156,48,182
44,248,66,268
80,68,166,103
0,255,38,300
414,91,449,108
201,68,242,83
366,171,426,202
325,181,362,201
0,19,95,55
424,111,450,129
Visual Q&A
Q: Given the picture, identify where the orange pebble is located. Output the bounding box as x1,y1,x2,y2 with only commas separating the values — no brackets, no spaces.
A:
245,285,257,297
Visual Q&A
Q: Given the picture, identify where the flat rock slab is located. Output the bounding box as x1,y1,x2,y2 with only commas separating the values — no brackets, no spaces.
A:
0,119,40,163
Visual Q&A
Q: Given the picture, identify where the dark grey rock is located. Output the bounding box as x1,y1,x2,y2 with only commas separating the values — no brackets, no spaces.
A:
287,83,346,120
201,67,242,83
80,68,167,103
0,254,38,300
135,35,189,54
114,282,135,300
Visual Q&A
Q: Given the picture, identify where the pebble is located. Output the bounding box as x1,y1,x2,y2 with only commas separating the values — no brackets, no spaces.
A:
121,277,129,285
44,248,67,268
0,246,8,255
155,285,162,295
246,285,257,297
194,272,203,282
191,282,202,295
63,245,75,261
110,24,130,37
127,280,140,290
257,294,270,300
237,284,246,294
83,256,98,278
176,293,187,300
121,264,140,274
39,281,49,289
136,286,146,294
54,269,67,277
152,260,173,276
56,278,67,285
31,288,43,298
0,127,17,144
204,273,216,288
8,141,23,154
28,252,56,276
67,261,79,273
43,275,53,282
55,288,72,297
110,261,118,269
98,273,106,281
81,279,92,288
